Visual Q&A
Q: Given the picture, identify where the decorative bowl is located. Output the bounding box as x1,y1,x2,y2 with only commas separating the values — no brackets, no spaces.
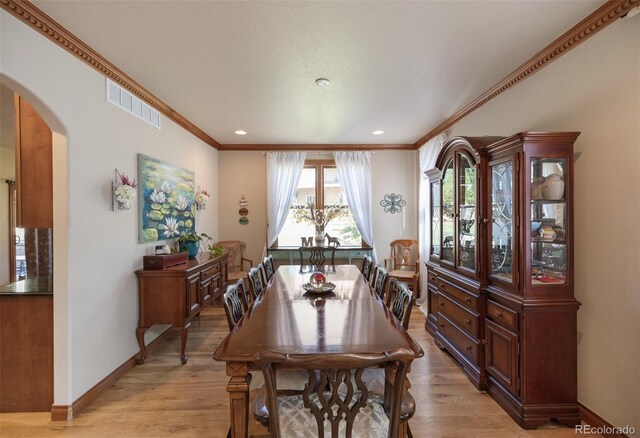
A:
302,281,336,294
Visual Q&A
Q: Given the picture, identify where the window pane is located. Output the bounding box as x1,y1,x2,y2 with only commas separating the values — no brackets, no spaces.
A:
291,168,316,206
323,167,361,246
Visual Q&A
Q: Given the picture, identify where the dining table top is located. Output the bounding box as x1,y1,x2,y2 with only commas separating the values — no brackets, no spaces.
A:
213,264,424,363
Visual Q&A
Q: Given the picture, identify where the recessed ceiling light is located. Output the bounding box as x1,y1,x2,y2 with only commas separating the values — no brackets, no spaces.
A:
315,78,330,87
234,130,247,135
372,130,384,135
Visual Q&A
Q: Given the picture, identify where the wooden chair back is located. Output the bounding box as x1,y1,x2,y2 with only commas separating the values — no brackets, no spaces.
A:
217,241,253,273
254,348,414,438
388,278,415,329
387,239,419,272
372,265,389,301
262,255,275,283
222,279,249,331
298,246,336,273
248,265,265,301
385,239,420,298
360,256,373,280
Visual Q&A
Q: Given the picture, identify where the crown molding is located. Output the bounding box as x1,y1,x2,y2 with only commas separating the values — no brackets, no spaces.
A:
413,0,640,149
218,144,415,152
0,0,220,149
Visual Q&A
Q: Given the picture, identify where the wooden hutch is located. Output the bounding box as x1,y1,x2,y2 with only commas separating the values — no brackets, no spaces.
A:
425,132,580,428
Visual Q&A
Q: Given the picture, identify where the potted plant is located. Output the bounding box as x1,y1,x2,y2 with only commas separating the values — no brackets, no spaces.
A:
177,232,211,259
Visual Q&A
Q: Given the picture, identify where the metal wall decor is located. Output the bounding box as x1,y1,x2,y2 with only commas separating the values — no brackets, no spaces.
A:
380,193,406,214
238,195,249,225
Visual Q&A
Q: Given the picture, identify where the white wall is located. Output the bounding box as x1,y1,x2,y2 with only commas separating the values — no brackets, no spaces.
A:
218,150,419,265
450,16,640,433
1,11,219,404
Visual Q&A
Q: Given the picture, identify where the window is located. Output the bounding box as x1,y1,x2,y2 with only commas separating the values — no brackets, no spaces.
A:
276,160,362,247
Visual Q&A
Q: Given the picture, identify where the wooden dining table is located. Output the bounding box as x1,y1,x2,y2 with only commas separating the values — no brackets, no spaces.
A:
212,264,424,438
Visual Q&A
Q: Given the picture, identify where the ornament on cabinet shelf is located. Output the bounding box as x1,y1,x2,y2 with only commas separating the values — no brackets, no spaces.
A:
239,195,249,225
112,169,137,211
380,193,406,214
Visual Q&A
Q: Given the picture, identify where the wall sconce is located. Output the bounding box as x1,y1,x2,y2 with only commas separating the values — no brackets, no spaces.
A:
112,169,137,211
195,186,210,210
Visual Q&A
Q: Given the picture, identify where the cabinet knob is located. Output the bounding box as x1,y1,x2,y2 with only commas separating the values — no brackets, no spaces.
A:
465,345,473,351
439,283,446,289
482,339,488,345
464,297,472,303
439,323,445,328
439,302,445,307
495,311,503,317
464,319,471,325
483,218,489,224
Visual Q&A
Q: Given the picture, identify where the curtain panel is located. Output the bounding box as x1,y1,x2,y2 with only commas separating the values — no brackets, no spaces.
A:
333,151,377,262
266,152,307,248
417,134,447,304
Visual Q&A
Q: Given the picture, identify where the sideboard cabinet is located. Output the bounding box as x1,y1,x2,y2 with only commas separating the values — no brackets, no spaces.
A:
135,252,228,365
426,132,581,428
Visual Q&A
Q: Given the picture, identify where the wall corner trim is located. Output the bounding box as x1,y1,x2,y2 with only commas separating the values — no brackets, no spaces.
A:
412,0,640,149
0,0,220,149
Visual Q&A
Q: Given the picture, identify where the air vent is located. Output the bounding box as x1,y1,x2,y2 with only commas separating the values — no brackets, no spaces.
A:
106,79,161,129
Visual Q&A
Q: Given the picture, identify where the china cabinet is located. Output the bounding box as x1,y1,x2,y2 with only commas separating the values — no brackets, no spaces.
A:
426,132,580,429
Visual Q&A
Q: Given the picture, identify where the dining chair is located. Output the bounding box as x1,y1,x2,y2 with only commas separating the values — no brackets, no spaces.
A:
247,265,265,302
388,278,415,330
262,255,275,283
372,265,389,302
298,246,336,273
254,348,414,438
385,239,420,298
361,256,373,281
222,279,249,331
217,240,253,285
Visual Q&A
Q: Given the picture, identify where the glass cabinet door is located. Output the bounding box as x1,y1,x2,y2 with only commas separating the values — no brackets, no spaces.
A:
490,160,514,283
530,158,567,285
430,182,441,257
441,160,455,264
458,154,476,270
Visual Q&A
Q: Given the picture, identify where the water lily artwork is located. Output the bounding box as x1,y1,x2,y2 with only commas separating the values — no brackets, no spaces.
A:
138,154,196,243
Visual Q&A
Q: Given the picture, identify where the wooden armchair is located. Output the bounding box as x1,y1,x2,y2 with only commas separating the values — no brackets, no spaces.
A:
385,239,420,298
217,241,253,284
254,348,414,438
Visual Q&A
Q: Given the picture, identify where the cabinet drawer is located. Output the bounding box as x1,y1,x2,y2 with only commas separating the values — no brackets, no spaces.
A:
487,300,518,332
437,314,480,366
437,293,479,338
437,279,478,311
201,264,221,282
427,272,438,285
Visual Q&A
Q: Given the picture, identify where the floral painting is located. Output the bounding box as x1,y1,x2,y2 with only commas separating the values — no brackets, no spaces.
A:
138,154,196,243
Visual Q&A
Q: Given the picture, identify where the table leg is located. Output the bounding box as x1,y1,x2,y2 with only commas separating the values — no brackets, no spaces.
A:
226,362,252,438
136,327,148,365
175,323,190,365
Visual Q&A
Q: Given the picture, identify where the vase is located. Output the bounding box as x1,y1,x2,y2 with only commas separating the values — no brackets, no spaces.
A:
179,241,200,259
542,174,564,200
314,230,325,246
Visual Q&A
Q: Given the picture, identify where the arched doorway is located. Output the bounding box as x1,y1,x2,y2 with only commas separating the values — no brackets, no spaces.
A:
0,74,69,416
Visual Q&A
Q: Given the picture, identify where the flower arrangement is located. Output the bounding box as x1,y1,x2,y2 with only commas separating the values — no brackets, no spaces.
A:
291,203,349,234
195,187,210,210
113,169,137,210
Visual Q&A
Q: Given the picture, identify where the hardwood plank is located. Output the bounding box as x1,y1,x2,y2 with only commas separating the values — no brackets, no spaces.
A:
0,307,589,437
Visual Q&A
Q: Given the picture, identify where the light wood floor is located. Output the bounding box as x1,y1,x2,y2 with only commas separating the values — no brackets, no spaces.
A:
0,306,587,437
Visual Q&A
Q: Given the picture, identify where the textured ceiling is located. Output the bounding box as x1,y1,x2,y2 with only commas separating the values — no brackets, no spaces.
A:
33,0,603,145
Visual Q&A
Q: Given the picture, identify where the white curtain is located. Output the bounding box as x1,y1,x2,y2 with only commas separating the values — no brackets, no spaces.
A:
266,151,307,248
417,134,447,304
333,151,377,262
